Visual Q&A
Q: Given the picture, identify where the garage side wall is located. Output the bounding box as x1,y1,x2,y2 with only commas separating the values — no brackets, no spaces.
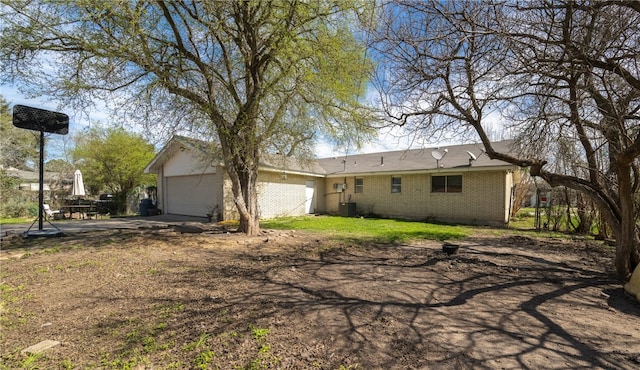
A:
257,172,309,218
324,170,511,226
156,166,165,213
159,150,223,217
221,171,319,221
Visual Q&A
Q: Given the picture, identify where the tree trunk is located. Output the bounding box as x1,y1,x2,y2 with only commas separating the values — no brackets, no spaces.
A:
615,163,640,281
527,161,638,282
574,193,592,234
237,169,260,236
225,153,261,236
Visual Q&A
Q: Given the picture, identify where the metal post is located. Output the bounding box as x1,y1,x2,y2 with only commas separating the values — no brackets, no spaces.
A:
535,188,541,231
38,130,44,231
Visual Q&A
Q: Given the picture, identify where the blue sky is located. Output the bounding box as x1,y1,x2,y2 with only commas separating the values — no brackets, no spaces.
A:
1,83,116,162
3,84,80,161
2,82,412,160
1,84,105,132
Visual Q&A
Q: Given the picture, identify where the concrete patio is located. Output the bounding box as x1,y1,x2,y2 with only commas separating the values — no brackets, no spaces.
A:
0,214,210,238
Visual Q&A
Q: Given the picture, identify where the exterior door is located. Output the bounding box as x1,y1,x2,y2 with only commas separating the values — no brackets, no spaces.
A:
305,180,315,214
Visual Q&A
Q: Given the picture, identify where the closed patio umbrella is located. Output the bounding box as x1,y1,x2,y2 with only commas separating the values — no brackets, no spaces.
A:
72,169,85,198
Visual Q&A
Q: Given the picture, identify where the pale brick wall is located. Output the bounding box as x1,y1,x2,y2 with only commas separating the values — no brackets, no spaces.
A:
323,170,513,226
504,170,515,221
257,172,308,218
222,176,236,221
207,171,225,217
315,179,326,213
221,171,319,220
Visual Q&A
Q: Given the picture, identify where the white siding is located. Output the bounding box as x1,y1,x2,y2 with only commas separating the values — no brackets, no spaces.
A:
164,149,216,176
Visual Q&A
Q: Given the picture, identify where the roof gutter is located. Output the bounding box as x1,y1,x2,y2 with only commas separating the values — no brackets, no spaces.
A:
257,166,325,178
324,165,517,178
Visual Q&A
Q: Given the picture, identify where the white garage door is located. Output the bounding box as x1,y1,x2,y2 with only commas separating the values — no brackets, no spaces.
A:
166,175,217,216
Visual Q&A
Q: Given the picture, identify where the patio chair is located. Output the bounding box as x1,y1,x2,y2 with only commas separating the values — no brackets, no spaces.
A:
43,204,61,220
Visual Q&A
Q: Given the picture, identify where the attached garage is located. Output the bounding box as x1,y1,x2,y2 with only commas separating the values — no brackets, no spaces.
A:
165,174,221,217
146,135,519,225
145,136,323,220
144,137,223,218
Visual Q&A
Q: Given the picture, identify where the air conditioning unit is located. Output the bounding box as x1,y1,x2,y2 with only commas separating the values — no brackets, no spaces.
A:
333,183,347,192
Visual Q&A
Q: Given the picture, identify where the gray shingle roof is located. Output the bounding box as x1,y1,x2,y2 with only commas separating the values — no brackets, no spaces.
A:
260,154,327,175
317,140,516,176
146,136,517,177
2,166,66,182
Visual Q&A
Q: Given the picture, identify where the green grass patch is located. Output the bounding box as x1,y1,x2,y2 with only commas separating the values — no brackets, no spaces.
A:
509,207,603,239
509,217,535,230
0,217,31,225
0,282,29,329
261,216,469,244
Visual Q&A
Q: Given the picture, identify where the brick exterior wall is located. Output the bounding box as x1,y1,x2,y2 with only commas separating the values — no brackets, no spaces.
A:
160,160,512,225
323,170,513,226
222,170,320,221
222,176,235,221
257,172,309,218
151,137,517,225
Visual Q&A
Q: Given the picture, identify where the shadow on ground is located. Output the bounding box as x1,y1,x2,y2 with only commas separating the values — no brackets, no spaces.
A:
1,232,638,369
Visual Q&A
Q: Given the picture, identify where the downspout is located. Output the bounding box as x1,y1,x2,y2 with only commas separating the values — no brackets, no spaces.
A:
506,170,514,226
161,167,167,215
508,183,515,225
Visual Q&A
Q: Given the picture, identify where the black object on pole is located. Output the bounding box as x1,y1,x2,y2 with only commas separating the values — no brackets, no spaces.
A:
12,105,69,237
13,104,69,134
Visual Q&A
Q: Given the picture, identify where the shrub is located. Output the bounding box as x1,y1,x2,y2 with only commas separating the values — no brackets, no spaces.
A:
1,198,37,218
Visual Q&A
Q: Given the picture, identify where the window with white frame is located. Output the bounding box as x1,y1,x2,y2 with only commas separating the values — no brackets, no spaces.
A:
355,177,364,193
391,176,401,193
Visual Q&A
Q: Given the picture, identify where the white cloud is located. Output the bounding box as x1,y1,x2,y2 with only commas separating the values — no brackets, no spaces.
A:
314,124,433,158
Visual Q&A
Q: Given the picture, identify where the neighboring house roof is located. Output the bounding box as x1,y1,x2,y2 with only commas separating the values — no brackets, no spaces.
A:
317,140,517,176
1,165,69,183
145,136,517,177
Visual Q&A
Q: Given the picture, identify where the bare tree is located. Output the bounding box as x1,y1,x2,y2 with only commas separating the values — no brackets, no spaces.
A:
0,1,374,235
371,0,639,281
510,169,534,218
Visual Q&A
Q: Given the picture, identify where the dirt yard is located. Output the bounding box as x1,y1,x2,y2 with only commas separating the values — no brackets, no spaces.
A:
1,225,639,369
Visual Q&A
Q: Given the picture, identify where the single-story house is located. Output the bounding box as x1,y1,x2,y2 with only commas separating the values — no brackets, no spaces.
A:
1,165,71,193
144,136,520,226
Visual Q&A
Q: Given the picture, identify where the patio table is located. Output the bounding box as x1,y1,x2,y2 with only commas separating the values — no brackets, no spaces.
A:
61,204,97,219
